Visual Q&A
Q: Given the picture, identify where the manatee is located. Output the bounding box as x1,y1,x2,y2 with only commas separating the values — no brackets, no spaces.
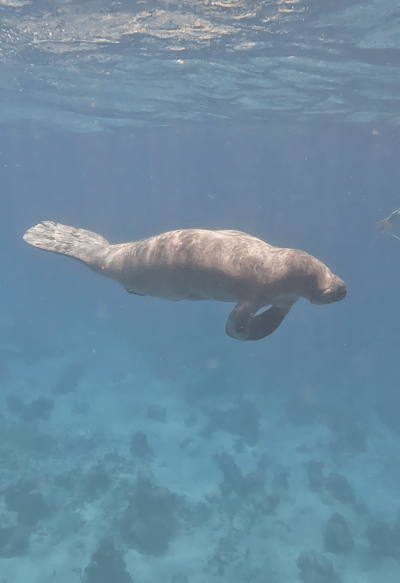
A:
23,222,347,341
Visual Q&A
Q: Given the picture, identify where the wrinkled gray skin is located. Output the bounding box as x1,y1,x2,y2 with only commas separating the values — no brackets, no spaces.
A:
23,222,347,341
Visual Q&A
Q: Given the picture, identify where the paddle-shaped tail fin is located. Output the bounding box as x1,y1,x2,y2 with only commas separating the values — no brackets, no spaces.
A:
23,221,110,266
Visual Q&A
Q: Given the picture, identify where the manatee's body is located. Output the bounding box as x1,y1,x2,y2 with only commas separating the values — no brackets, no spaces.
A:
23,222,347,341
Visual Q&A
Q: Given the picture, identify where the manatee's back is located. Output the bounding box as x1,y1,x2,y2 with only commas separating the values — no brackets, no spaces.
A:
116,229,276,302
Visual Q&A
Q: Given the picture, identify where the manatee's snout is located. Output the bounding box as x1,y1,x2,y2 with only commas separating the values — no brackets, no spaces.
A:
310,274,347,305
333,279,347,302
319,276,347,304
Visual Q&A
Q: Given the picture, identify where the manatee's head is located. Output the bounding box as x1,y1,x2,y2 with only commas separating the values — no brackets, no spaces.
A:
289,251,347,306
308,270,347,305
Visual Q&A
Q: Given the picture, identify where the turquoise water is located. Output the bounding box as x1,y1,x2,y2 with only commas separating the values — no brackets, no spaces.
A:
1,1,400,582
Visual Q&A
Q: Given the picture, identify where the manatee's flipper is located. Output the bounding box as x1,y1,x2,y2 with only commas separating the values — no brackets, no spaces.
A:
226,302,291,341
226,302,255,341
23,221,110,266
247,306,291,341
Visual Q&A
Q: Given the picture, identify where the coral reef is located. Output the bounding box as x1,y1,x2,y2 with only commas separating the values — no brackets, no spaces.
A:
82,540,133,583
325,473,355,504
82,464,111,502
6,395,54,421
214,452,264,498
4,479,50,527
324,513,354,554
0,526,30,558
305,462,356,505
120,476,184,556
297,551,343,583
129,431,153,460
305,460,325,492
147,404,167,422
366,517,400,560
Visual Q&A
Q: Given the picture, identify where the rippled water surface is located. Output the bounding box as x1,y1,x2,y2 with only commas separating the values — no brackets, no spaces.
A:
1,0,399,130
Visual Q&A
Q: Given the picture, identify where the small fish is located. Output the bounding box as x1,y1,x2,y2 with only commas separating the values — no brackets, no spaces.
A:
379,209,400,240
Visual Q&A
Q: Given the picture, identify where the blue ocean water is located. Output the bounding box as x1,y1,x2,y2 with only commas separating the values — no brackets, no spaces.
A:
1,0,400,581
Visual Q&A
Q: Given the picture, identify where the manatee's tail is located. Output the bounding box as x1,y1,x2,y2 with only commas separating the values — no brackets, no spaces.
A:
23,221,110,265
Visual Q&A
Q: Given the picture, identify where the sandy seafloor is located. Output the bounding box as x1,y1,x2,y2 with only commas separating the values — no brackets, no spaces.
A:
1,313,399,583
